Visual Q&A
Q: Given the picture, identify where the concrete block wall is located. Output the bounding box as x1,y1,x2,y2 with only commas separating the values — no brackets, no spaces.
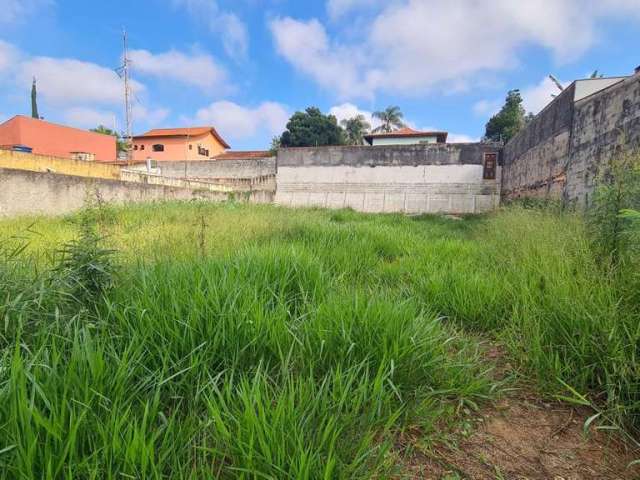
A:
502,84,575,199
567,74,640,206
276,144,501,214
0,168,273,218
502,72,640,206
127,157,276,180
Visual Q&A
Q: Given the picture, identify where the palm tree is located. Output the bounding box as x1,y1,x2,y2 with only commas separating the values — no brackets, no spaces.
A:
340,115,371,145
372,106,405,133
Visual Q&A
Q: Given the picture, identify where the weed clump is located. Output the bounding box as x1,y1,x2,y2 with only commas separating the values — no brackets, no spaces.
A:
52,209,116,309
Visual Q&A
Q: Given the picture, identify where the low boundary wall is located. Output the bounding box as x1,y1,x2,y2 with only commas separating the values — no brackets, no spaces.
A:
0,150,122,180
0,168,273,217
127,158,276,180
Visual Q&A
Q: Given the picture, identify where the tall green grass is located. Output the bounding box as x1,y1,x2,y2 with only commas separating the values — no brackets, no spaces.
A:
0,206,492,478
0,200,638,478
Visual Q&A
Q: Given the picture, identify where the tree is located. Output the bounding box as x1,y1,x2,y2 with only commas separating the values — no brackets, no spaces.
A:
340,115,371,145
269,135,281,155
31,77,39,119
372,106,405,133
483,90,527,143
280,107,345,147
91,125,127,153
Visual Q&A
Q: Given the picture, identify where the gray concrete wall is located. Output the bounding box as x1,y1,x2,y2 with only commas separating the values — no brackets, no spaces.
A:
502,72,640,206
128,158,276,180
277,143,500,167
0,168,273,218
502,84,575,200
566,74,640,206
276,144,501,214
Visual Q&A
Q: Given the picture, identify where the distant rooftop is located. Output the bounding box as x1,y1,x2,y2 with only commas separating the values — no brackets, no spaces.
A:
133,126,230,148
364,127,448,145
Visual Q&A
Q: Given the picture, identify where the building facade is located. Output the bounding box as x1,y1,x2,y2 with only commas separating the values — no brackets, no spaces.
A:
0,115,116,162
364,128,448,146
132,127,230,162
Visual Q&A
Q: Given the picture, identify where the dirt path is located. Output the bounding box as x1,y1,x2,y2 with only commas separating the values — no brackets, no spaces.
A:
395,345,640,479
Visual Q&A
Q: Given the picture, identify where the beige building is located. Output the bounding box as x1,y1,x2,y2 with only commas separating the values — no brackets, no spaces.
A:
132,127,230,161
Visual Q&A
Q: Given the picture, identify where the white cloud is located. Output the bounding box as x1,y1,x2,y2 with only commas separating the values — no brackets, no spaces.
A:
62,107,117,129
270,17,369,99
192,100,289,141
272,0,640,99
18,56,145,106
0,0,53,24
171,0,249,59
329,103,381,129
472,99,501,117
521,76,568,114
61,105,170,132
0,40,19,72
132,104,170,127
447,132,479,143
129,48,228,91
472,75,569,124
0,40,170,134
326,0,385,19
216,12,249,60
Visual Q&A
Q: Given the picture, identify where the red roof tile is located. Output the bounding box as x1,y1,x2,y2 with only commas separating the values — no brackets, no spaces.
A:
133,126,230,148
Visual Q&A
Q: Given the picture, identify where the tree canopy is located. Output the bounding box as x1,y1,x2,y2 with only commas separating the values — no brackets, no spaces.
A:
91,125,127,153
483,90,528,143
340,115,371,145
372,106,405,133
280,107,345,147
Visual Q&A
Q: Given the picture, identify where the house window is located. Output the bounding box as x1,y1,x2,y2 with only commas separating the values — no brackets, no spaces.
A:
140,145,145,151
152,144,164,152
134,145,138,150
189,144,193,150
483,153,497,180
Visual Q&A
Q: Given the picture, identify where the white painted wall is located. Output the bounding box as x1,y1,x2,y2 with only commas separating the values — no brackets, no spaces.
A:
276,164,500,214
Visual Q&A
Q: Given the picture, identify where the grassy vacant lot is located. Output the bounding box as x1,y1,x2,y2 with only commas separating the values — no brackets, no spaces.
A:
0,201,638,478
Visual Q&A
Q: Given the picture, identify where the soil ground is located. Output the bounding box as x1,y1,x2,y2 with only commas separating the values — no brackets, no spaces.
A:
395,345,640,479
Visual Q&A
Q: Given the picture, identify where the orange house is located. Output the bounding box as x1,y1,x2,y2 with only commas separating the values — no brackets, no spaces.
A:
132,127,230,162
0,115,117,162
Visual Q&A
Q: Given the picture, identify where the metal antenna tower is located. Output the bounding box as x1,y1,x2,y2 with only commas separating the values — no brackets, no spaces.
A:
116,28,133,158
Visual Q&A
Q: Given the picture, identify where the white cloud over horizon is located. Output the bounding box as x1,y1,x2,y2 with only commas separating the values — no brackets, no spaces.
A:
18,56,145,106
191,100,290,143
271,0,640,99
329,103,381,129
521,76,569,114
473,75,570,126
330,103,477,143
0,40,174,133
62,107,118,129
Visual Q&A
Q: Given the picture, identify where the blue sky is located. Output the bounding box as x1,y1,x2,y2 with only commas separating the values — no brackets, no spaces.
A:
1,0,640,150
